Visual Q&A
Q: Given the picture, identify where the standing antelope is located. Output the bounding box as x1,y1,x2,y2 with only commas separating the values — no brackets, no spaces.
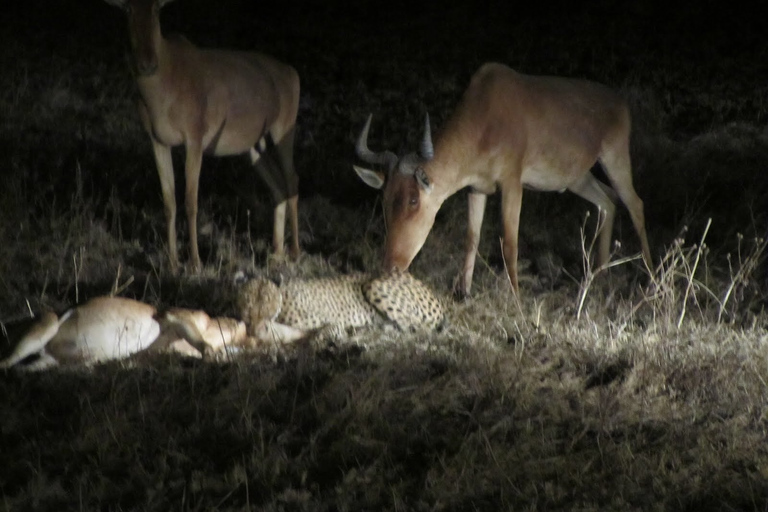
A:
105,0,301,273
354,63,652,296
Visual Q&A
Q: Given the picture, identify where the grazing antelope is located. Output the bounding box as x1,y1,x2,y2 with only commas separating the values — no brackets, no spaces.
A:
354,63,652,296
105,0,301,273
0,297,248,371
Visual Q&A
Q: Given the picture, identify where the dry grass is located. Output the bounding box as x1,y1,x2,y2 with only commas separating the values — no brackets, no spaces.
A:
1,0,768,510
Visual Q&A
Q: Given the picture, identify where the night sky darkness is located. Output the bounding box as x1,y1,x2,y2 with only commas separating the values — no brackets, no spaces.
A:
4,0,763,114
2,0,764,140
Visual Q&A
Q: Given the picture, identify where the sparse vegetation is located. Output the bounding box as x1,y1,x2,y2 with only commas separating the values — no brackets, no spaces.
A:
1,0,767,510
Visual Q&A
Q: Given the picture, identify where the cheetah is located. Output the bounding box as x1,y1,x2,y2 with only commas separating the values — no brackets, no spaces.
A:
236,270,445,343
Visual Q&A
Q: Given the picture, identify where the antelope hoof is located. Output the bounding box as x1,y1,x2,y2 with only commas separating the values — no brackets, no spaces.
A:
451,275,471,301
187,258,203,275
168,258,181,277
200,344,218,360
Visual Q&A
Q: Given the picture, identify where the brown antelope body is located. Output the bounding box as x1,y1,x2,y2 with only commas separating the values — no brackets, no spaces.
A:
106,0,301,272
354,63,652,295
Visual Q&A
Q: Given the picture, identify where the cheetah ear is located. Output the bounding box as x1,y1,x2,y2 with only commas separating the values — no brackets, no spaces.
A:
233,270,249,286
267,272,284,287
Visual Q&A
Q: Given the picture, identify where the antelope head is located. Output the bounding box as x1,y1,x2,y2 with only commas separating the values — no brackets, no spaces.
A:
354,114,440,273
105,0,174,76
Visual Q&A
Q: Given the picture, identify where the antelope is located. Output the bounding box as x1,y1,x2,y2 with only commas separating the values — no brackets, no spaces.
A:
0,296,249,371
105,0,301,273
156,308,249,358
354,63,652,296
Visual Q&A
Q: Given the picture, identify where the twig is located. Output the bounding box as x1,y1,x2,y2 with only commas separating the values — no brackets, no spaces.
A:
73,247,85,304
576,210,601,320
717,234,766,323
677,218,711,329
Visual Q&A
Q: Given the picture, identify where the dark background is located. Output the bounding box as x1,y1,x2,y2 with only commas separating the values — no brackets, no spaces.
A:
0,0,766,300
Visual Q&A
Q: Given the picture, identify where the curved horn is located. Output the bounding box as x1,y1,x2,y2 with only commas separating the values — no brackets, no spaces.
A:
419,113,434,160
356,114,398,170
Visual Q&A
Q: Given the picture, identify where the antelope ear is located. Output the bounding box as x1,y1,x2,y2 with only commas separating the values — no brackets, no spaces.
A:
157,309,209,353
353,165,386,190
414,167,433,193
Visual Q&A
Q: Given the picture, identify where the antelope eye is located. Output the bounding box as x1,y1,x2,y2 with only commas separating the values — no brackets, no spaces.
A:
408,193,418,207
